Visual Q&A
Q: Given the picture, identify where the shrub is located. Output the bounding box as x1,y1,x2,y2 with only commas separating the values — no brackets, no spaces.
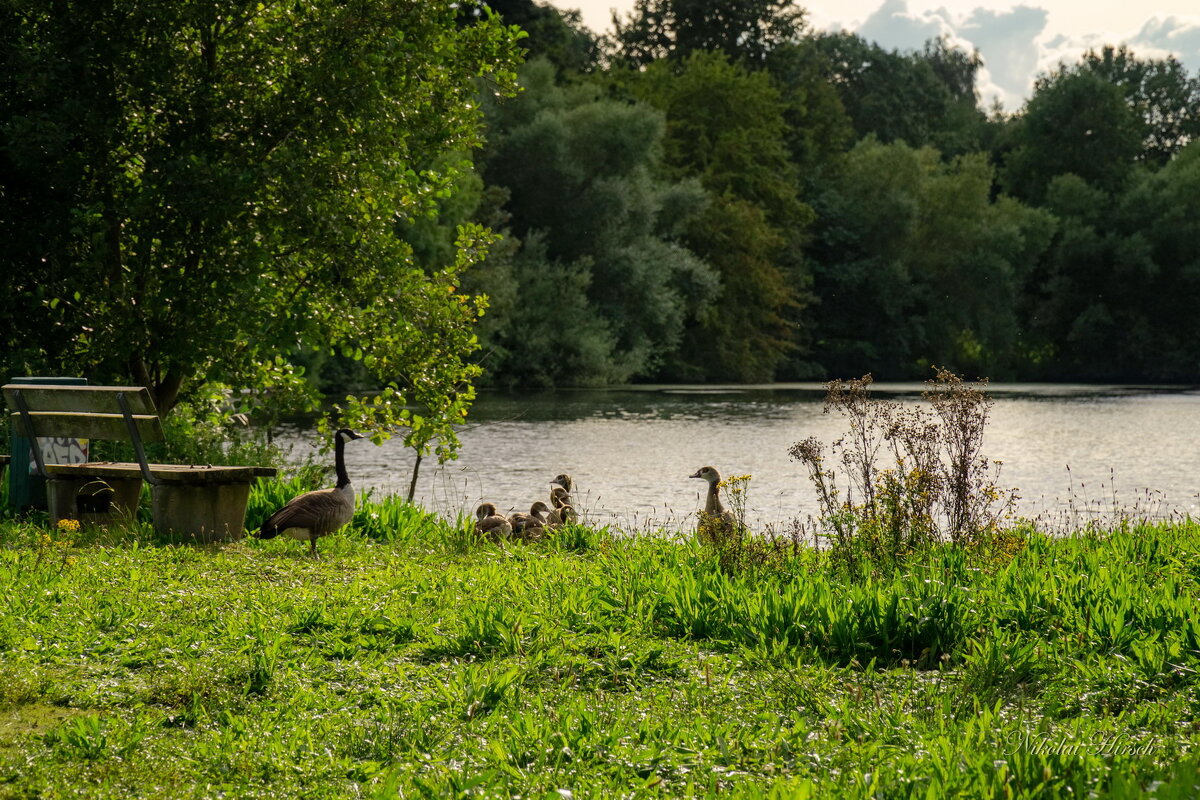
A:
790,370,1016,571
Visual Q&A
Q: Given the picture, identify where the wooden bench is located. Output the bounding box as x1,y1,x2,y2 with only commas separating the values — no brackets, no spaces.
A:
3,383,276,541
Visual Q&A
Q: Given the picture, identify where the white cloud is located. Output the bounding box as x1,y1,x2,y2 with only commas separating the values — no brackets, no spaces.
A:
850,0,1027,108
1032,16,1200,99
1132,15,1200,65
959,6,1047,106
857,0,954,51
848,2,1200,110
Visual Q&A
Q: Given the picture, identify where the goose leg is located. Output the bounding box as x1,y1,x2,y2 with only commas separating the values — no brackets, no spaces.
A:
310,537,319,559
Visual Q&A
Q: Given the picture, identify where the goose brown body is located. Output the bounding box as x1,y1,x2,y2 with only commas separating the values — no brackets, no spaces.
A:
509,501,550,541
257,428,363,557
475,503,513,540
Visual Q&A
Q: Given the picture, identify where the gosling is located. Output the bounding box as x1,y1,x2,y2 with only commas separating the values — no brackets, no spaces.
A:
509,501,550,542
550,485,573,510
475,503,513,541
546,503,577,528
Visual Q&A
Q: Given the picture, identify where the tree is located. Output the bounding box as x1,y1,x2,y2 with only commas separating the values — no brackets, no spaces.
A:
808,33,988,157
0,1,522,459
630,52,813,380
611,0,805,67
1116,141,1200,378
763,40,853,180
478,0,601,74
807,138,1055,378
996,49,1200,381
474,59,716,386
1001,69,1142,203
1024,142,1200,380
1079,45,1200,166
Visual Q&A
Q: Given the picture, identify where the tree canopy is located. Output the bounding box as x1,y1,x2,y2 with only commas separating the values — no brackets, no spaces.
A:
1,0,521,454
611,0,806,67
5,0,1199,418
467,7,1200,385
627,52,813,380
809,33,988,156
808,139,1055,378
473,60,715,386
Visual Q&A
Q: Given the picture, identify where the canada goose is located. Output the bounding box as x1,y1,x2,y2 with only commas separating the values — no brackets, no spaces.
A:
256,428,364,557
475,503,513,540
689,465,737,544
509,501,550,541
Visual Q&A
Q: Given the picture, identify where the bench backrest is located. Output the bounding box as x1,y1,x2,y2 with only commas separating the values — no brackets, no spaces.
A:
3,384,166,444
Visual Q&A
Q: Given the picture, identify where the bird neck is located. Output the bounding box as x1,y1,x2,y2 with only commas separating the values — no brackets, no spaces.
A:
706,481,724,514
334,431,351,489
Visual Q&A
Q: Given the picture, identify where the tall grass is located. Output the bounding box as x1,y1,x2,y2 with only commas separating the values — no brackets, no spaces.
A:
1,490,1199,797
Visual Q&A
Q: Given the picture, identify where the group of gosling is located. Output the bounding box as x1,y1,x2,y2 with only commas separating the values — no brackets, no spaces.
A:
475,465,736,544
474,473,578,542
254,425,735,557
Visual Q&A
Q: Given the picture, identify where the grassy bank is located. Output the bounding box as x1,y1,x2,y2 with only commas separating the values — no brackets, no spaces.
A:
1,490,1199,798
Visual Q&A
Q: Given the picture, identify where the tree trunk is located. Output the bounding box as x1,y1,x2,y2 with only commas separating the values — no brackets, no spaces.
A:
129,357,184,415
156,371,184,416
406,453,423,504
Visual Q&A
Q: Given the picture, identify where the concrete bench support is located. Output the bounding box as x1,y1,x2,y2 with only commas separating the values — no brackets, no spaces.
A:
151,482,252,542
46,476,143,527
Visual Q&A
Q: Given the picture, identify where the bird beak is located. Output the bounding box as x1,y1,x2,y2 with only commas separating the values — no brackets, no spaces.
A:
689,470,702,479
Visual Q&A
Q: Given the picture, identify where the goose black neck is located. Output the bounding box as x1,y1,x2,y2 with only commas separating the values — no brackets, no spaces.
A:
334,430,352,488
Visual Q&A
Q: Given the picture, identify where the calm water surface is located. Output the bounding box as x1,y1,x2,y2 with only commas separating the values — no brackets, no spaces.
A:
276,384,1200,533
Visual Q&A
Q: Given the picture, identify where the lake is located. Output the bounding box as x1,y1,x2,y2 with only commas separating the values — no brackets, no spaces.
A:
276,384,1200,534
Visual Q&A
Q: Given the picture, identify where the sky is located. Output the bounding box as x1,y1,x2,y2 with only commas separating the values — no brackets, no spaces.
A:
545,0,1200,109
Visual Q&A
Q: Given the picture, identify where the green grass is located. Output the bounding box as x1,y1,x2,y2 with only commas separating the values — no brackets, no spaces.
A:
0,490,1199,798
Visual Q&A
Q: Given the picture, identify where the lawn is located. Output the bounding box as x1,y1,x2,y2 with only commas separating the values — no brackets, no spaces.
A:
1,489,1199,798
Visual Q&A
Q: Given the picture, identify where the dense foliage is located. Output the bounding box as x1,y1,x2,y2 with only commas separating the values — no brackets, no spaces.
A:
462,1,1200,386
3,0,1199,421
0,0,521,460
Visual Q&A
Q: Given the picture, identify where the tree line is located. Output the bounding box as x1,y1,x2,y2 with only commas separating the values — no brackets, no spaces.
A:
446,0,1200,387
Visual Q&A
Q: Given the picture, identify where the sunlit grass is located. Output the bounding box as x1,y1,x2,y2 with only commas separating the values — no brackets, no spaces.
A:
0,489,1198,797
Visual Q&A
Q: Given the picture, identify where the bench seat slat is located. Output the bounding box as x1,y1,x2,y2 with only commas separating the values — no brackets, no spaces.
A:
2,385,157,415
43,462,276,483
7,411,165,442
